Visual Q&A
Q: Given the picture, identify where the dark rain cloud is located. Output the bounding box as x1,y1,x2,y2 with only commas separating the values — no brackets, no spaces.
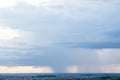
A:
63,42,120,48
105,30,120,39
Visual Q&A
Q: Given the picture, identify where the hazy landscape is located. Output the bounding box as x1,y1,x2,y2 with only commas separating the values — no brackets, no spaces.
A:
0,73,120,80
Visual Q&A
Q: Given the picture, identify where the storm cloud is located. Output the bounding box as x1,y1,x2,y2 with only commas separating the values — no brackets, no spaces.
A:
0,0,120,72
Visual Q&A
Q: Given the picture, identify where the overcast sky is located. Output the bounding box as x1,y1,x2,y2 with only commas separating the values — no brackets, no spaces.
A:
0,0,120,73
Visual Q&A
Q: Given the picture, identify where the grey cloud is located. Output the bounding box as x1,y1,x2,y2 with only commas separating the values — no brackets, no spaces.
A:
0,1,120,47
105,30,120,39
63,42,120,48
0,45,120,72
0,45,99,72
0,2,64,31
0,0,120,72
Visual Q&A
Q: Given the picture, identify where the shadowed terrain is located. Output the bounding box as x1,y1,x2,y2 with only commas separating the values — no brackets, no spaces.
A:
0,73,119,80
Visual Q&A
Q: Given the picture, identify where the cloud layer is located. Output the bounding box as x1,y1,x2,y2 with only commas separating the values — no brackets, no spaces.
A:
0,0,120,72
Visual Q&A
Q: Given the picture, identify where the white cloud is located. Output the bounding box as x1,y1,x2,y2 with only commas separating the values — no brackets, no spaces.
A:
0,66,53,73
0,25,22,42
0,0,63,8
22,0,47,7
0,25,35,49
0,0,16,8
0,0,46,8
0,0,118,20
64,0,118,19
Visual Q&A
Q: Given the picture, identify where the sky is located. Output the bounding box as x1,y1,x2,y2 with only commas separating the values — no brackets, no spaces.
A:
0,0,120,73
